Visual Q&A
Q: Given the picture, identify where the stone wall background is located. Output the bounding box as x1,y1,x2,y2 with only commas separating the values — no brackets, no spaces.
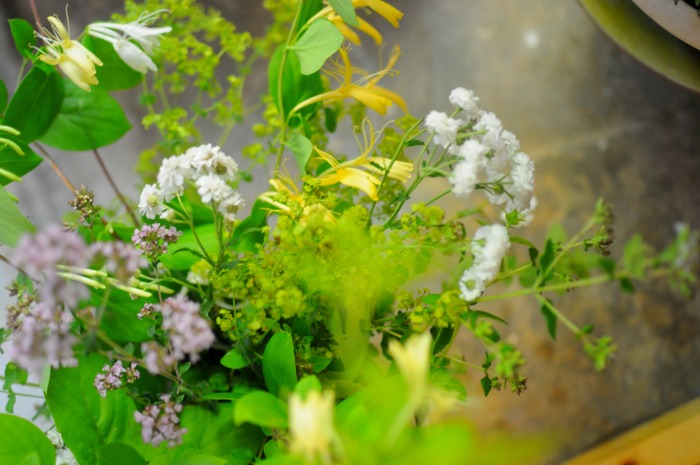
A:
1,1,700,463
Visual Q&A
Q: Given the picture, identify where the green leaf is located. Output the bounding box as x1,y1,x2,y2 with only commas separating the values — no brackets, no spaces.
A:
0,414,55,465
98,443,146,465
268,46,324,121
46,353,153,465
263,332,297,397
480,375,493,397
289,19,344,75
540,299,557,340
83,36,143,91
284,132,313,176
328,0,359,26
0,78,8,113
160,223,218,270
4,67,64,143
9,19,36,60
233,391,288,429
170,454,227,465
0,135,43,186
39,78,131,151
0,185,35,247
231,200,268,254
220,348,249,370
180,404,264,457
90,288,155,342
294,375,322,398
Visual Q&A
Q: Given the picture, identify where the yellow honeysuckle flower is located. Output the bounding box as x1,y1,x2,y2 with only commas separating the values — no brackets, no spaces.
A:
292,46,407,116
259,172,335,223
313,119,414,201
315,0,403,45
36,15,103,92
328,15,383,45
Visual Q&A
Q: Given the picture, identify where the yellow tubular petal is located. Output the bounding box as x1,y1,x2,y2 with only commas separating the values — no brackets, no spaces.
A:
368,85,407,112
330,17,361,45
365,0,404,27
347,86,393,114
47,15,70,40
356,17,384,45
313,147,340,168
366,157,414,183
335,168,381,201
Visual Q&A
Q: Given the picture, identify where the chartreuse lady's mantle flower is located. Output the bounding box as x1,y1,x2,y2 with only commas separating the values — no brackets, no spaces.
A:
314,0,403,45
312,119,413,201
36,15,103,92
87,11,171,74
292,46,406,116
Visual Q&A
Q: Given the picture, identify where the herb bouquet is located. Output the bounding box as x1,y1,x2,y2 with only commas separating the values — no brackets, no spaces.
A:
0,1,696,465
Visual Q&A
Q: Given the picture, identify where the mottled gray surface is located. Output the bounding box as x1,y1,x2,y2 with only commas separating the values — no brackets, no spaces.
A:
1,1,700,463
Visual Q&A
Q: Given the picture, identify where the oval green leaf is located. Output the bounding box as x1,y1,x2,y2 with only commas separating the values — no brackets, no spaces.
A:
233,391,288,429
262,332,297,397
0,135,42,187
328,0,359,27
289,19,344,75
9,19,37,60
39,79,131,151
4,67,64,143
0,185,35,247
220,348,249,370
0,414,55,465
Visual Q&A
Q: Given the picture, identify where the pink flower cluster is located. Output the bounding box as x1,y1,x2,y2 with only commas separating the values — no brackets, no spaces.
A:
8,226,150,372
134,394,187,447
140,295,215,374
132,223,182,260
94,360,141,398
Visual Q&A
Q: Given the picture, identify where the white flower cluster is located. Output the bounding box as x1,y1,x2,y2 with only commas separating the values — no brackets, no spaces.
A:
425,87,536,226
138,144,245,222
459,224,510,301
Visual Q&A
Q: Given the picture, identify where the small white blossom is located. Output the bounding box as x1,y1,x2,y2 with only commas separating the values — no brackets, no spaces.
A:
449,160,480,199
196,174,233,204
157,155,192,201
217,191,245,222
449,87,480,119
138,184,165,219
459,224,510,301
425,111,461,149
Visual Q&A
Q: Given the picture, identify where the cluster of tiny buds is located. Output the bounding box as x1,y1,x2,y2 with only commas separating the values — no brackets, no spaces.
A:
68,185,101,223
94,360,141,398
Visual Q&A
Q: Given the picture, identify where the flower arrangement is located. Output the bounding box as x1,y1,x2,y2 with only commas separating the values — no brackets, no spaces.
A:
0,1,697,464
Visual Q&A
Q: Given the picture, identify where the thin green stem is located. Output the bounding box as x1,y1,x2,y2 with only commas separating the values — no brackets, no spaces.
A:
534,293,581,335
0,389,45,399
275,0,306,173
92,149,140,226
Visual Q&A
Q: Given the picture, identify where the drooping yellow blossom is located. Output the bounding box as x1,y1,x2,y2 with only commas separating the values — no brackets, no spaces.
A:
259,171,335,223
36,15,103,92
314,0,403,45
388,332,432,406
288,390,337,463
313,119,413,201
291,46,407,116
